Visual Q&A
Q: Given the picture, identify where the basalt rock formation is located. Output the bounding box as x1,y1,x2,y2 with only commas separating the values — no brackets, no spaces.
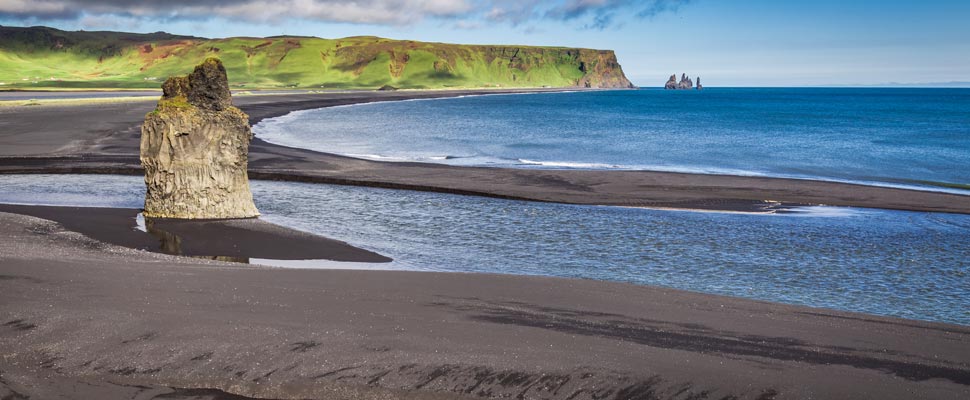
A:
664,73,699,90
678,73,694,89
664,74,678,89
140,58,259,219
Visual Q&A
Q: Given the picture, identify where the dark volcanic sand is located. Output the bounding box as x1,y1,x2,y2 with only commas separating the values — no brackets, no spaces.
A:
2,89,970,399
1,210,969,399
0,204,390,263
0,89,968,214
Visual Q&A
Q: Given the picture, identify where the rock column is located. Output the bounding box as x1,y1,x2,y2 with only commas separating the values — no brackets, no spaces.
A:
140,58,259,219
664,74,678,89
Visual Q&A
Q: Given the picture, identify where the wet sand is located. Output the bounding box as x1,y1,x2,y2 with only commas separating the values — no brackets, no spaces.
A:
0,89,968,213
1,210,969,399
0,204,390,263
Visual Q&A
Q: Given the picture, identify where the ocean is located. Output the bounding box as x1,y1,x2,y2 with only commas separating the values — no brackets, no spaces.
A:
1,174,968,326
256,88,970,193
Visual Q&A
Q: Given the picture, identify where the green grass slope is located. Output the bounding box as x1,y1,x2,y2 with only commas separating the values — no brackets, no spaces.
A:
0,26,634,90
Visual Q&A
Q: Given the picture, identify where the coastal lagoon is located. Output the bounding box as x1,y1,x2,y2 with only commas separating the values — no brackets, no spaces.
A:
257,88,970,193
2,174,968,326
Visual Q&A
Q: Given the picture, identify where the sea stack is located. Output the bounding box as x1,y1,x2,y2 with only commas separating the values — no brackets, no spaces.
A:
664,73,696,90
140,58,259,219
678,73,694,89
696,77,703,90
664,74,678,89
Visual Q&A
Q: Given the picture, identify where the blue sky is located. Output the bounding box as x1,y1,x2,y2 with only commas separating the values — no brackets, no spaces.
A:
2,0,968,86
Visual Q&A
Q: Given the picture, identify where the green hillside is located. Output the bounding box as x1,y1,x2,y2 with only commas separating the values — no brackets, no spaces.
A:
0,26,634,90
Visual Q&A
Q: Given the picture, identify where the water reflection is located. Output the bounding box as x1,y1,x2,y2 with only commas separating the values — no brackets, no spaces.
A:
141,215,183,255
135,213,353,267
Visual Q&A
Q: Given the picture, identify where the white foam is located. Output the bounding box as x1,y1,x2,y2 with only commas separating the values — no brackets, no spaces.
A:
344,153,408,161
249,258,400,270
780,206,866,217
135,213,147,232
517,159,623,169
621,204,865,217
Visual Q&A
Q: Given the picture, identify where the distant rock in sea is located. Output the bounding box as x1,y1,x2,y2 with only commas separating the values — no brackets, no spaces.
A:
696,77,703,90
664,74,678,89
664,73,699,90
140,57,259,219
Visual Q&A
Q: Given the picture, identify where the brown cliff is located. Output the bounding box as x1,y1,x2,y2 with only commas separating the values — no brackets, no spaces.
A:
574,49,636,88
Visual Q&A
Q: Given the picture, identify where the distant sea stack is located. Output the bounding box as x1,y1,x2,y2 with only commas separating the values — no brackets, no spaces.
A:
664,73,701,90
140,58,259,219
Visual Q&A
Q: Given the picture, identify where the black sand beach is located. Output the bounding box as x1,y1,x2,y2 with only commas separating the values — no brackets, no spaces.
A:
0,204,390,263
2,210,969,399
2,90,970,399
1,89,969,214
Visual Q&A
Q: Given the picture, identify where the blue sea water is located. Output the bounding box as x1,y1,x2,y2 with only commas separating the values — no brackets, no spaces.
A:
256,88,970,192
1,174,968,326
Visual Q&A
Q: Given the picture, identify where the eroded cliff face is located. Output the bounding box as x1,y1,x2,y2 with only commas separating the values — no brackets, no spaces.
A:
333,42,636,89
575,49,636,89
140,58,259,219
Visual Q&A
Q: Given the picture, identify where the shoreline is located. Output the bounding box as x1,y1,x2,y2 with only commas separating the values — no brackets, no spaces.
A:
250,91,970,197
2,89,969,399
249,90,970,197
0,203,390,263
1,209,969,399
4,156,969,214
0,88,968,214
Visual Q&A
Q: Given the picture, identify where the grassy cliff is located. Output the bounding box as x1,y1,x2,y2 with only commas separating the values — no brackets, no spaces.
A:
0,26,634,90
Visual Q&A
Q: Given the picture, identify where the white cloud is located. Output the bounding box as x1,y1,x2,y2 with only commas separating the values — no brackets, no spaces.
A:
0,0,690,28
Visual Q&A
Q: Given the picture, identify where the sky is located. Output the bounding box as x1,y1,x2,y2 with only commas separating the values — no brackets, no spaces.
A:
2,0,969,87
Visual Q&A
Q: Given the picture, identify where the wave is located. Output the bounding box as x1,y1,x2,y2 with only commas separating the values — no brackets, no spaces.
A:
344,153,411,161
779,206,868,218
516,159,624,169
343,153,480,164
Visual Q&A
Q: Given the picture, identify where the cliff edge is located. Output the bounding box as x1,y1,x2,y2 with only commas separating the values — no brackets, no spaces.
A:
0,26,635,90
575,49,636,88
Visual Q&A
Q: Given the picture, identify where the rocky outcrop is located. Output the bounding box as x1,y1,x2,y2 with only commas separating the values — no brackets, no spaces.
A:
678,73,693,89
140,58,259,219
664,73,699,90
573,50,637,89
664,74,678,89
696,77,703,90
